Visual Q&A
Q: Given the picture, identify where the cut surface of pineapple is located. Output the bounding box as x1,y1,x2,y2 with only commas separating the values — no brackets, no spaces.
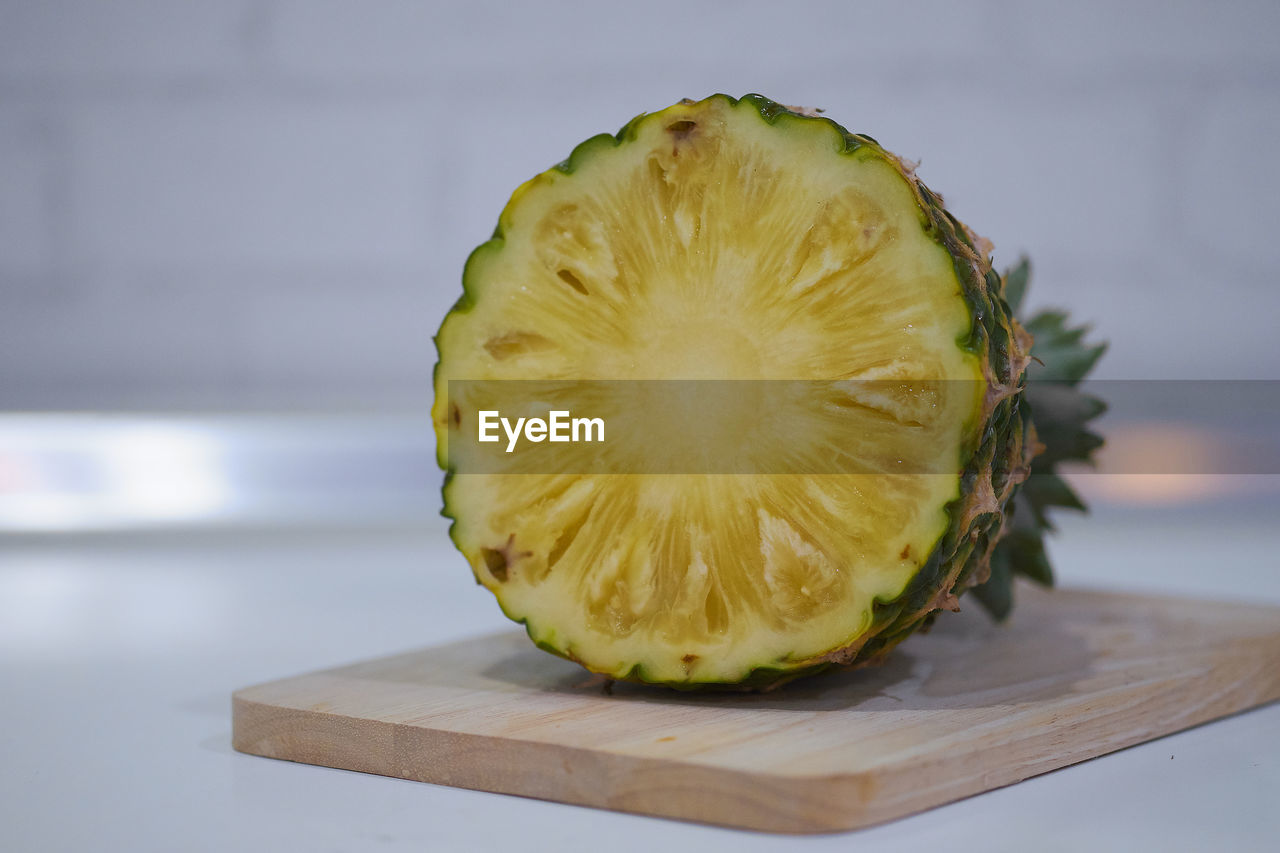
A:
433,94,990,685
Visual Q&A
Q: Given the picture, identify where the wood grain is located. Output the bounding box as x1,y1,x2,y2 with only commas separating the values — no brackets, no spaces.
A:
232,586,1280,833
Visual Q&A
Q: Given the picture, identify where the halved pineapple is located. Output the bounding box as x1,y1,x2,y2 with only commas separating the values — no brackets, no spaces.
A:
432,94,1039,687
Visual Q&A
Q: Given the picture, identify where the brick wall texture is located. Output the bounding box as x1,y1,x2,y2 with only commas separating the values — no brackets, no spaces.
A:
2,0,1278,409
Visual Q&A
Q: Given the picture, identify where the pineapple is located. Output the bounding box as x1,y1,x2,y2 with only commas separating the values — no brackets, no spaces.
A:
431,94,1104,688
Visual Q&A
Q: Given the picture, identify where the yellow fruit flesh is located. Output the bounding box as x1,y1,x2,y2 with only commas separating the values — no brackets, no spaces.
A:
433,98,985,684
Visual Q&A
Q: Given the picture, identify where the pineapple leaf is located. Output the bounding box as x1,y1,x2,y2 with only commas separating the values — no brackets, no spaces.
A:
1003,257,1031,314
973,259,1107,620
972,547,1014,620
1022,473,1087,527
1023,311,1108,384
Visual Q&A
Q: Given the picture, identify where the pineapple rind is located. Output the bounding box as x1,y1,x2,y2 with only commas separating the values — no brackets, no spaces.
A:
751,140,1038,682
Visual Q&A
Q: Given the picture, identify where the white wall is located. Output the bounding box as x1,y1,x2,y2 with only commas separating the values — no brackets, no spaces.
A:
2,0,1278,409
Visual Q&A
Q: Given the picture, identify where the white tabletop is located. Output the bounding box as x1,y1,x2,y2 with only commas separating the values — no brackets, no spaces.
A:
1,416,1277,851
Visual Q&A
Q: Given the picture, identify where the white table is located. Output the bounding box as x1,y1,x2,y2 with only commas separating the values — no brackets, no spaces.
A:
2,508,1277,852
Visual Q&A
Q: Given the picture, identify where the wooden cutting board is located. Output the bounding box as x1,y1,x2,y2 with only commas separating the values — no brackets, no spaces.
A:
232,586,1280,833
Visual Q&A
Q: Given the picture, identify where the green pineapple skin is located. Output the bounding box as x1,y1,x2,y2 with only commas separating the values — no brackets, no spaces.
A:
437,94,1105,690
762,125,1039,682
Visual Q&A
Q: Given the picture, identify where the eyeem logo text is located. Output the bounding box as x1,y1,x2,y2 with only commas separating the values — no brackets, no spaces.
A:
478,410,605,453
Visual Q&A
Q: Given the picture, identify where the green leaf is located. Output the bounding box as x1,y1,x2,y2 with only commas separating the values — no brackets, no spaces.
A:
973,547,1014,621
1003,257,1030,313
972,260,1106,618
1007,529,1054,586
1023,473,1087,513
1024,310,1108,384
1026,382,1108,426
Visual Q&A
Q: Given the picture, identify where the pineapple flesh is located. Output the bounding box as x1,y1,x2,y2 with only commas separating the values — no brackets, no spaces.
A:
432,94,1100,688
